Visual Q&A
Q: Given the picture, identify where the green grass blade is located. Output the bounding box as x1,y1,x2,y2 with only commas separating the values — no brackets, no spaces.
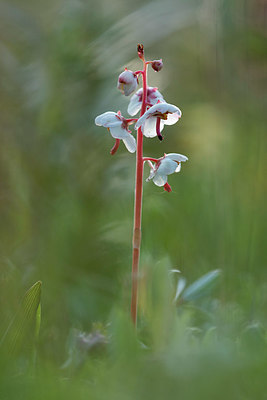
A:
182,270,221,302
1,281,42,356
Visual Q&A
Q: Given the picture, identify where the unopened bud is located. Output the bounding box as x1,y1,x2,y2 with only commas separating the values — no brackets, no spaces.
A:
152,59,163,72
117,69,138,96
137,44,144,60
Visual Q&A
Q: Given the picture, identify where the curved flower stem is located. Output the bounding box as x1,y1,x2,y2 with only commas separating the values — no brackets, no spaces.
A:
131,60,147,326
126,118,138,125
143,157,159,163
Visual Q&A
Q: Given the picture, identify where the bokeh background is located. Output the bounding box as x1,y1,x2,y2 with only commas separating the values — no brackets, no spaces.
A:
0,0,266,398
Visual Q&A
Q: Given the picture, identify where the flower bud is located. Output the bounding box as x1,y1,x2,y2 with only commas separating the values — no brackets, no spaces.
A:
151,59,163,72
137,44,144,60
117,69,138,96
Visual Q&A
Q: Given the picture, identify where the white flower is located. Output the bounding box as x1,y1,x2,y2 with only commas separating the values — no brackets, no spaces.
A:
95,111,136,153
117,69,138,96
146,153,188,190
135,102,182,140
127,87,165,116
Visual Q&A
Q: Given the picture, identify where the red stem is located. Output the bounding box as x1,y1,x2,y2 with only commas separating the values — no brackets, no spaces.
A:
131,62,147,326
126,118,138,124
143,157,159,163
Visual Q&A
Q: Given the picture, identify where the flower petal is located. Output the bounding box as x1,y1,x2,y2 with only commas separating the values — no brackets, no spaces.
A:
142,117,165,138
109,125,130,140
95,112,119,127
135,112,150,130
146,166,156,182
135,102,181,129
164,110,181,125
122,134,137,153
148,88,165,105
175,163,181,173
123,80,138,96
157,158,178,175
142,117,158,138
165,153,188,162
149,102,180,115
127,94,142,116
153,173,167,187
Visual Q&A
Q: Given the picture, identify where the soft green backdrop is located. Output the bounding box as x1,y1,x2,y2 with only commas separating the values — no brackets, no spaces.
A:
0,0,266,398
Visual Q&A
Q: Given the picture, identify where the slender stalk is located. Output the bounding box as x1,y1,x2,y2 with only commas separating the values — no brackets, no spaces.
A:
131,61,147,326
143,157,159,163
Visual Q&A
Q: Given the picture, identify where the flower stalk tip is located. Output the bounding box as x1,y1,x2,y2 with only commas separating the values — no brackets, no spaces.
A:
137,43,144,60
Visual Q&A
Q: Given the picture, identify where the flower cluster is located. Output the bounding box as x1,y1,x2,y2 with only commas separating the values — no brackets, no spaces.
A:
95,46,188,192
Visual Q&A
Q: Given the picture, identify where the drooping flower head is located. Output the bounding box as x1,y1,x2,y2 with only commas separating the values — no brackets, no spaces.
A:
127,87,165,116
117,69,138,96
146,153,188,192
95,111,136,153
135,102,182,141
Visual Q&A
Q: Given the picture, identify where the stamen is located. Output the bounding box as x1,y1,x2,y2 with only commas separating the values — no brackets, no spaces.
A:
110,139,120,155
156,117,163,141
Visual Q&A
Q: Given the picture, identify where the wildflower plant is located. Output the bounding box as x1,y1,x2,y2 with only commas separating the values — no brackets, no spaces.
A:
95,44,188,326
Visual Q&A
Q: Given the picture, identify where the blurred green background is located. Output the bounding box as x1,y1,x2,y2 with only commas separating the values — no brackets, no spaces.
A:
0,0,266,398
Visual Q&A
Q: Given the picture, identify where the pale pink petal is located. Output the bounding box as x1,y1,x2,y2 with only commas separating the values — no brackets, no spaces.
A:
95,112,119,127
142,117,159,138
153,173,167,187
165,153,188,162
135,102,181,129
152,103,179,115
122,134,137,153
157,158,178,175
127,94,142,116
123,80,138,96
148,88,165,105
146,166,157,182
164,110,181,125
109,125,130,140
135,111,151,129
175,163,181,173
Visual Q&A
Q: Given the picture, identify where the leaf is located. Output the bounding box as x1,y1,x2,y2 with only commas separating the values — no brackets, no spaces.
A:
0,281,42,356
182,270,221,302
173,277,187,303
35,303,41,341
